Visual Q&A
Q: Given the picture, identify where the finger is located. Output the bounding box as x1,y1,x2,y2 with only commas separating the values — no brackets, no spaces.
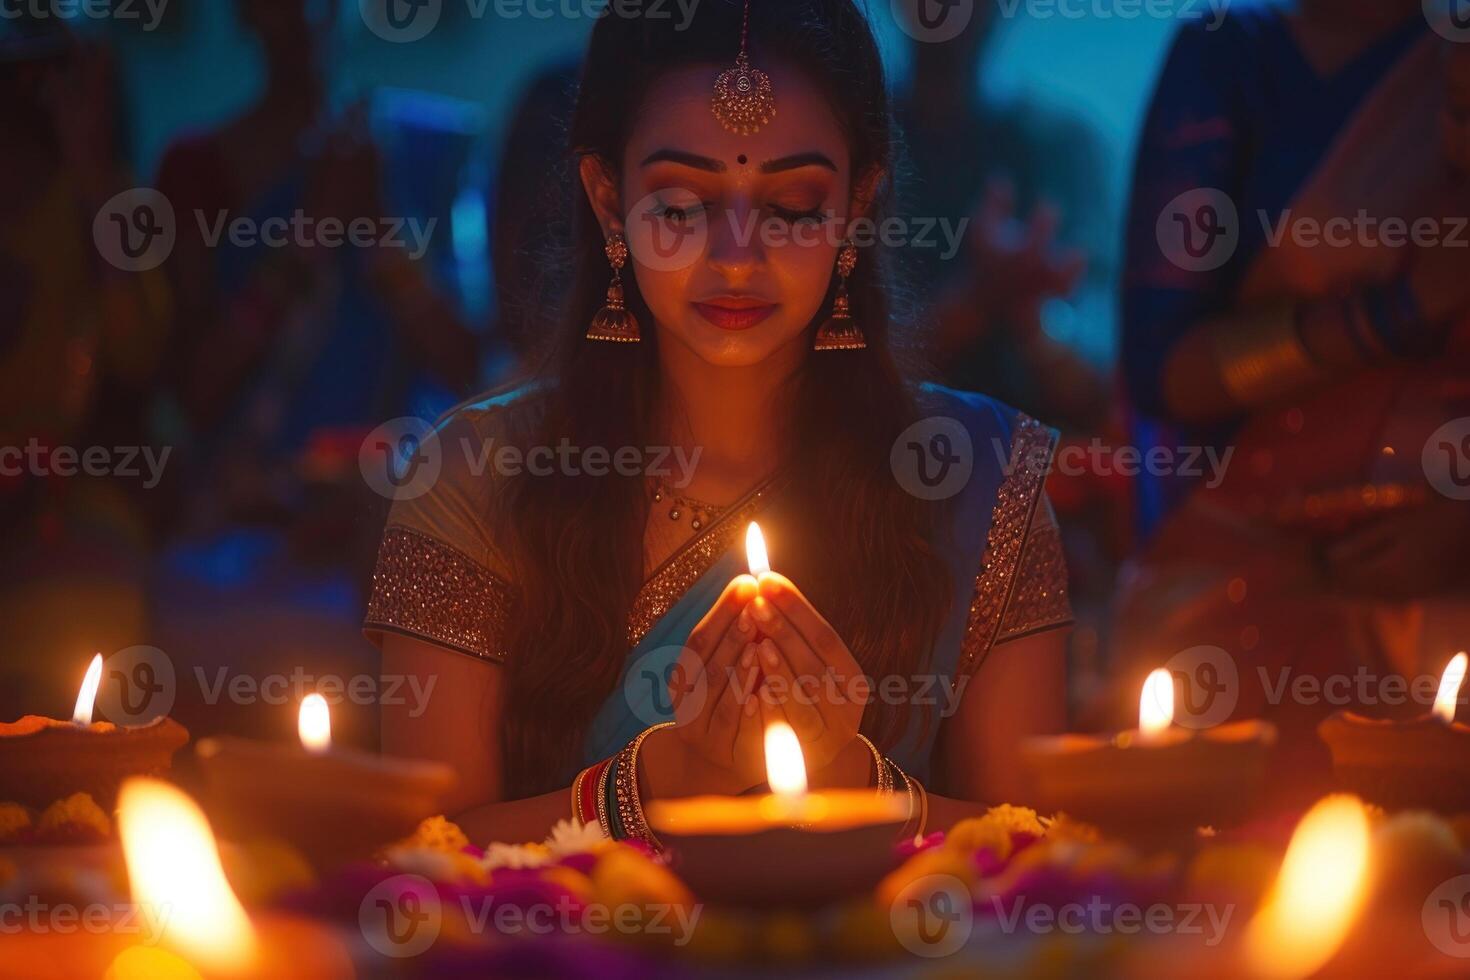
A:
687,575,758,666
711,647,761,736
754,637,828,745
756,573,864,684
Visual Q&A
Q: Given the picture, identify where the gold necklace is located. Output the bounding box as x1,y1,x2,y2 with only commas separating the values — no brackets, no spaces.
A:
649,478,725,531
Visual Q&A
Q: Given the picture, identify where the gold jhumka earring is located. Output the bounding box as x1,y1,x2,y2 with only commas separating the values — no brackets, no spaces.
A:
813,239,866,351
586,232,640,343
711,0,775,135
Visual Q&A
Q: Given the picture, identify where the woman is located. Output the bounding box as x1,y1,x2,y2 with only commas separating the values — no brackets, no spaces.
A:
364,1,1071,845
1116,1,1470,805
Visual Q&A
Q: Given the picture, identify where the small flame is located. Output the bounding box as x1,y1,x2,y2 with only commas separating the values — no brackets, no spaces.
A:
119,778,257,971
1244,795,1371,979
72,653,104,726
1138,668,1174,740
746,522,770,578
1433,652,1467,725
764,721,807,798
298,693,332,753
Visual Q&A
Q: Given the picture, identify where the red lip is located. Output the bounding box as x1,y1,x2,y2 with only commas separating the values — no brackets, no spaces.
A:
693,298,778,331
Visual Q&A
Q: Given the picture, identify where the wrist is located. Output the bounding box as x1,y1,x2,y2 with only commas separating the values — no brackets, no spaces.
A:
808,736,872,790
638,728,752,800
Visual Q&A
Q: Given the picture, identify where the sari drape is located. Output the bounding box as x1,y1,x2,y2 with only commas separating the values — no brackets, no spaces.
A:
364,383,1071,784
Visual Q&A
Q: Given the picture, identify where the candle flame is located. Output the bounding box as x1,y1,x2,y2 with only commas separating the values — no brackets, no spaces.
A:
1138,668,1174,739
298,693,331,753
1433,652,1467,725
72,653,104,726
764,721,807,797
746,522,770,578
119,778,258,972
1244,794,1371,979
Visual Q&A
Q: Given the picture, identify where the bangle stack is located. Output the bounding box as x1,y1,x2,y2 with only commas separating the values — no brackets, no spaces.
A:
569,722,674,848
858,734,928,841
572,725,929,847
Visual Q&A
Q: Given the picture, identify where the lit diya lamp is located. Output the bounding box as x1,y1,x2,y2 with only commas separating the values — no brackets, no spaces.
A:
196,694,454,868
1318,651,1470,812
1023,668,1276,839
0,654,188,808
646,720,908,907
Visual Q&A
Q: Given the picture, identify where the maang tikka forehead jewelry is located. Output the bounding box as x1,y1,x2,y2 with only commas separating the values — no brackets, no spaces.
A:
711,0,775,135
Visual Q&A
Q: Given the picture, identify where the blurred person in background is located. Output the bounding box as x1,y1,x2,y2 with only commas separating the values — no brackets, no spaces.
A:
1115,0,1470,807
0,20,170,719
149,0,481,743
895,1,1125,706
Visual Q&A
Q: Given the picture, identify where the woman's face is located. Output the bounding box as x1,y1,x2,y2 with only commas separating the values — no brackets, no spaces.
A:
582,62,867,368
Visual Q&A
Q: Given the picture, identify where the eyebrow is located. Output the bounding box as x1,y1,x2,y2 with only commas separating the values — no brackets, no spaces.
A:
638,149,839,174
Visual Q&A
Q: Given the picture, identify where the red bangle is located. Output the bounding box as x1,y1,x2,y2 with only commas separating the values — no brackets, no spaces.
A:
579,758,611,827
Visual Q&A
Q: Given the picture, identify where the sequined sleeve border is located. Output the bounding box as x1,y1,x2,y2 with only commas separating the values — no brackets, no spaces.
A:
956,415,1071,678
364,525,515,663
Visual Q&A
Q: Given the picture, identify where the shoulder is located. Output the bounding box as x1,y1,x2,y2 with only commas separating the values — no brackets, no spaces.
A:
911,383,1059,465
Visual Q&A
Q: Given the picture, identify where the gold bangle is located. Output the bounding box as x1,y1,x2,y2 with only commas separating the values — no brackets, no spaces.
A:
887,756,917,835
617,722,673,848
595,756,614,839
855,734,891,794
571,765,591,825
913,777,929,840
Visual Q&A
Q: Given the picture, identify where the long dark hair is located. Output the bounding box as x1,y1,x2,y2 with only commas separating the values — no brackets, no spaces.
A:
495,0,953,796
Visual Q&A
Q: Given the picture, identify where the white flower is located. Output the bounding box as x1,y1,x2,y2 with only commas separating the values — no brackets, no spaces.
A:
544,818,608,858
479,842,554,872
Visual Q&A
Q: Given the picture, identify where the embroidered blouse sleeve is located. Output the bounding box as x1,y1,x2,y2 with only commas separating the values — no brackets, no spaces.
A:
956,414,1073,679
362,408,515,663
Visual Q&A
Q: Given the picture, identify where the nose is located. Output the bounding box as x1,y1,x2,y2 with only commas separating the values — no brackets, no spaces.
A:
705,200,765,284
